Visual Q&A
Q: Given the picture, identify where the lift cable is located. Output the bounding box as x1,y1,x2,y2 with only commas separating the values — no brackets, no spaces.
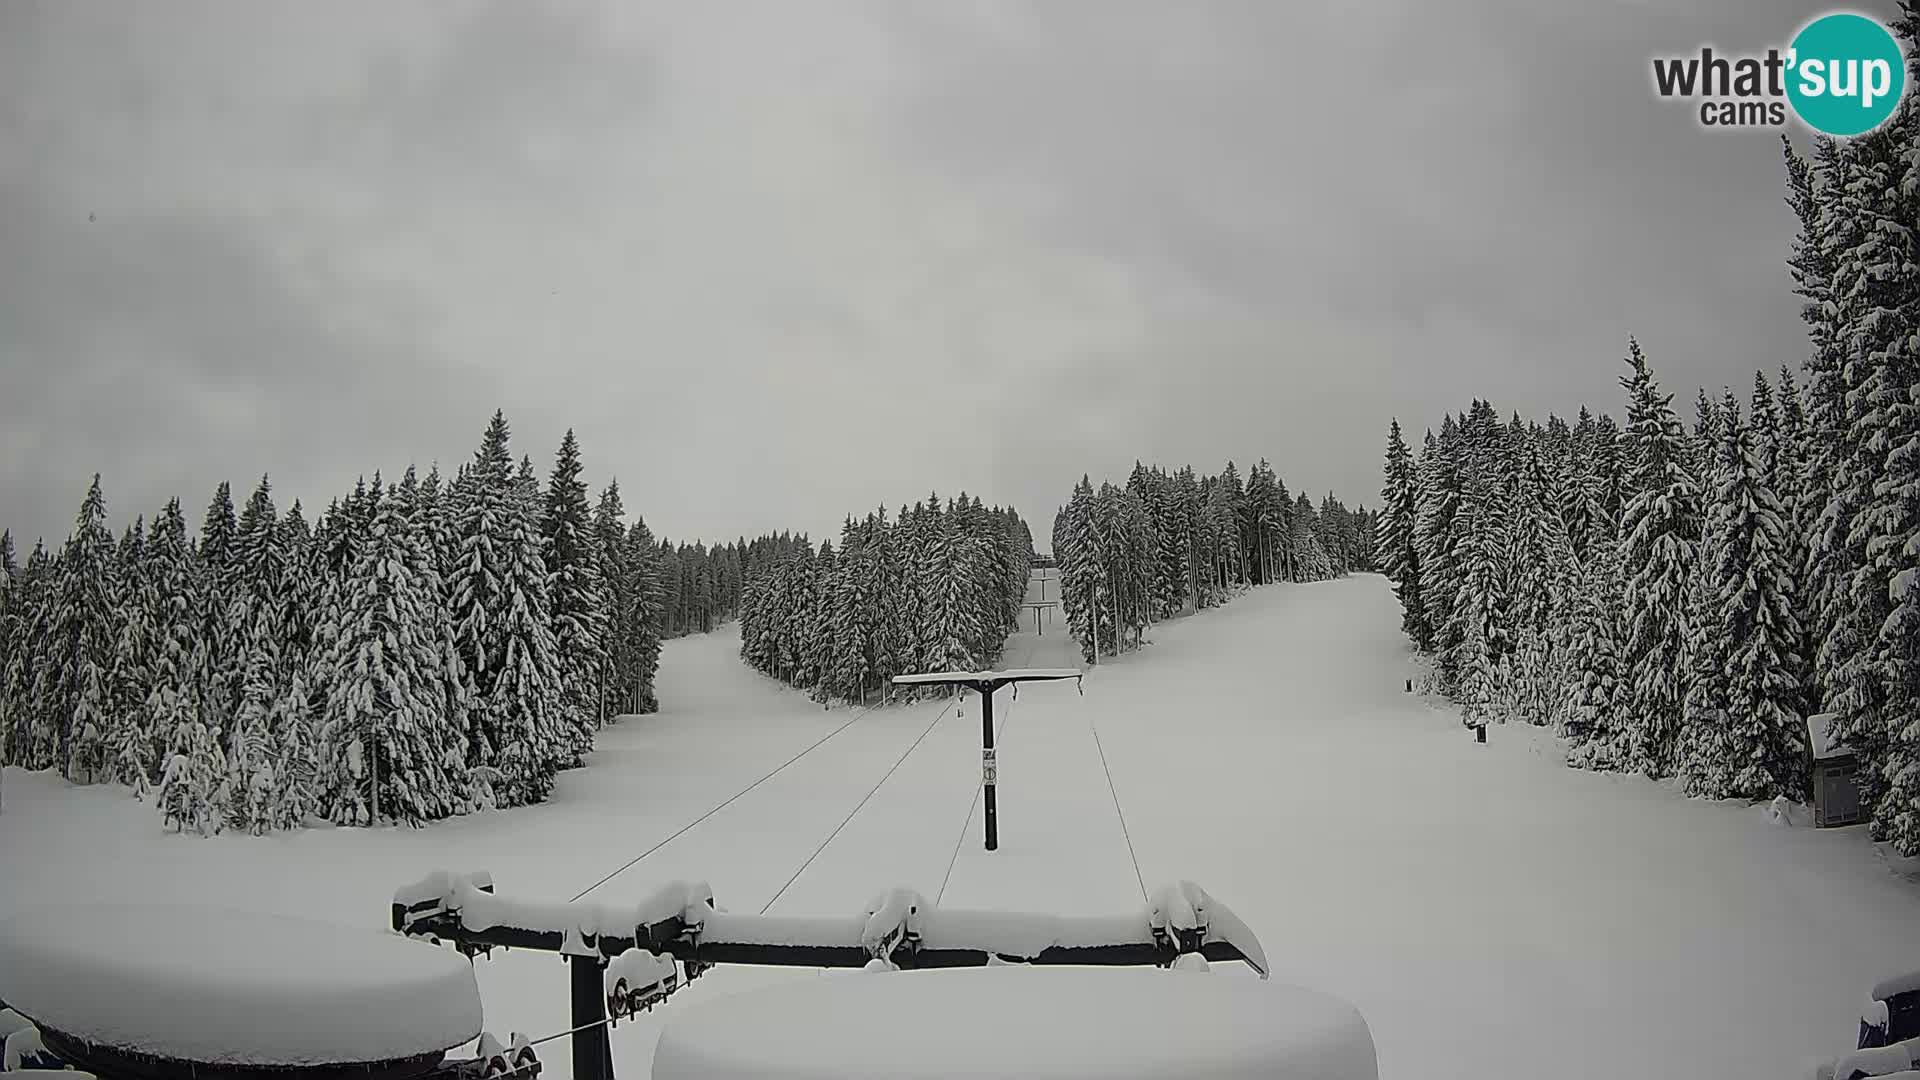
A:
570,695,894,903
759,694,961,915
1089,705,1149,906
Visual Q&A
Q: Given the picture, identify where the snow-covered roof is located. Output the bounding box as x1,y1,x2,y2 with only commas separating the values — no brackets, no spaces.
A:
892,668,1082,685
650,967,1376,1080
0,903,482,1067
1808,713,1847,761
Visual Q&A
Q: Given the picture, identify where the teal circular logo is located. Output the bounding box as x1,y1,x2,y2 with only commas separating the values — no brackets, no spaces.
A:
1787,13,1906,136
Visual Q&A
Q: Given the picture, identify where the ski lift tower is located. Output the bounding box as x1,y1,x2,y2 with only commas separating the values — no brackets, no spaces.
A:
891,668,1082,852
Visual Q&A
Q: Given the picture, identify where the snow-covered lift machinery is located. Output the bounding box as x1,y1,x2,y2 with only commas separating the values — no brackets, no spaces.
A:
0,902,542,1080
890,668,1082,851
391,871,1271,1080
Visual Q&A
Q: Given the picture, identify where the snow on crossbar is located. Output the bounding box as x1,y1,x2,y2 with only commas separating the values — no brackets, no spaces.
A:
891,668,1082,685
395,872,1266,1080
392,871,1265,977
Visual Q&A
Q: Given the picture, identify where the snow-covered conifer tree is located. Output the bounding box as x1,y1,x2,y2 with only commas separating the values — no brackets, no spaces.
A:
1378,419,1428,649
318,480,464,825
450,413,566,806
1679,394,1734,796
625,517,664,713
105,515,158,793
223,477,287,831
195,481,241,749
157,713,227,837
1416,420,1466,691
52,476,116,783
141,502,203,819
542,431,606,758
1562,540,1627,764
1708,391,1807,800
1617,341,1701,778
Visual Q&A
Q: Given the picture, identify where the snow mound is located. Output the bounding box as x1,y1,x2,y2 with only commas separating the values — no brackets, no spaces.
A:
1764,796,1814,827
1831,1037,1920,1078
4,1024,52,1071
650,966,1376,1079
0,903,482,1067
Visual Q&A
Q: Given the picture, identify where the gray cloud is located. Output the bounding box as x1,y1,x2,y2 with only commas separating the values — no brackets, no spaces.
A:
0,0,1858,548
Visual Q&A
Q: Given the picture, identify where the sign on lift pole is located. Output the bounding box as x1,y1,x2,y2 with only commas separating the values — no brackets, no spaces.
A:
891,668,1083,851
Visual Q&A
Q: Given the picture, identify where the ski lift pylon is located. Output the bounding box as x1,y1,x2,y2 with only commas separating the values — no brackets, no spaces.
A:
889,669,1083,851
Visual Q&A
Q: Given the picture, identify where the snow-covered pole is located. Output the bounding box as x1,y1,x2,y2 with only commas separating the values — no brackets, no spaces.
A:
892,669,1080,853
981,685,998,851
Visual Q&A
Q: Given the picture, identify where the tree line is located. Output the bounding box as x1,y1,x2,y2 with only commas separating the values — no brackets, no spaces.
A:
0,412,775,834
1053,460,1376,663
1375,60,1920,855
738,496,1033,703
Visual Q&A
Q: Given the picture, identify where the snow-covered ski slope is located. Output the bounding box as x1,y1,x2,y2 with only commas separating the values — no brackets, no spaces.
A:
4,573,1919,1078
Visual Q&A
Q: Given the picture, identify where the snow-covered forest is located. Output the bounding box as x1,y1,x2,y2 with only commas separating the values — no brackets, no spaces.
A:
736,498,1034,704
1377,124,1920,855
654,534,819,640
0,412,793,835
1053,461,1375,664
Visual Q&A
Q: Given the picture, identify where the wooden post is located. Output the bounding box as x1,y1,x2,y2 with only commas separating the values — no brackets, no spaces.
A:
570,953,612,1080
981,684,998,852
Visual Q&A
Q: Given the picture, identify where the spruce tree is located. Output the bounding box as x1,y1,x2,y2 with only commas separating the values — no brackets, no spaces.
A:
7,543,56,770
1820,129,1909,816
138,502,202,812
224,477,287,831
105,515,158,793
52,476,116,782
591,481,631,719
450,417,515,781
196,481,241,748
1563,539,1627,764
319,480,465,826
1855,44,1920,844
1379,419,1428,647
449,413,566,806
1417,421,1466,690
157,712,227,836
1616,341,1701,778
541,431,606,758
1507,446,1574,725
1711,392,1808,800
1679,394,1734,796
809,540,841,701
0,530,15,770
626,517,664,713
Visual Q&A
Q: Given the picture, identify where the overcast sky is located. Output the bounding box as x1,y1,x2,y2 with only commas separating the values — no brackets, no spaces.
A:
0,0,1852,551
